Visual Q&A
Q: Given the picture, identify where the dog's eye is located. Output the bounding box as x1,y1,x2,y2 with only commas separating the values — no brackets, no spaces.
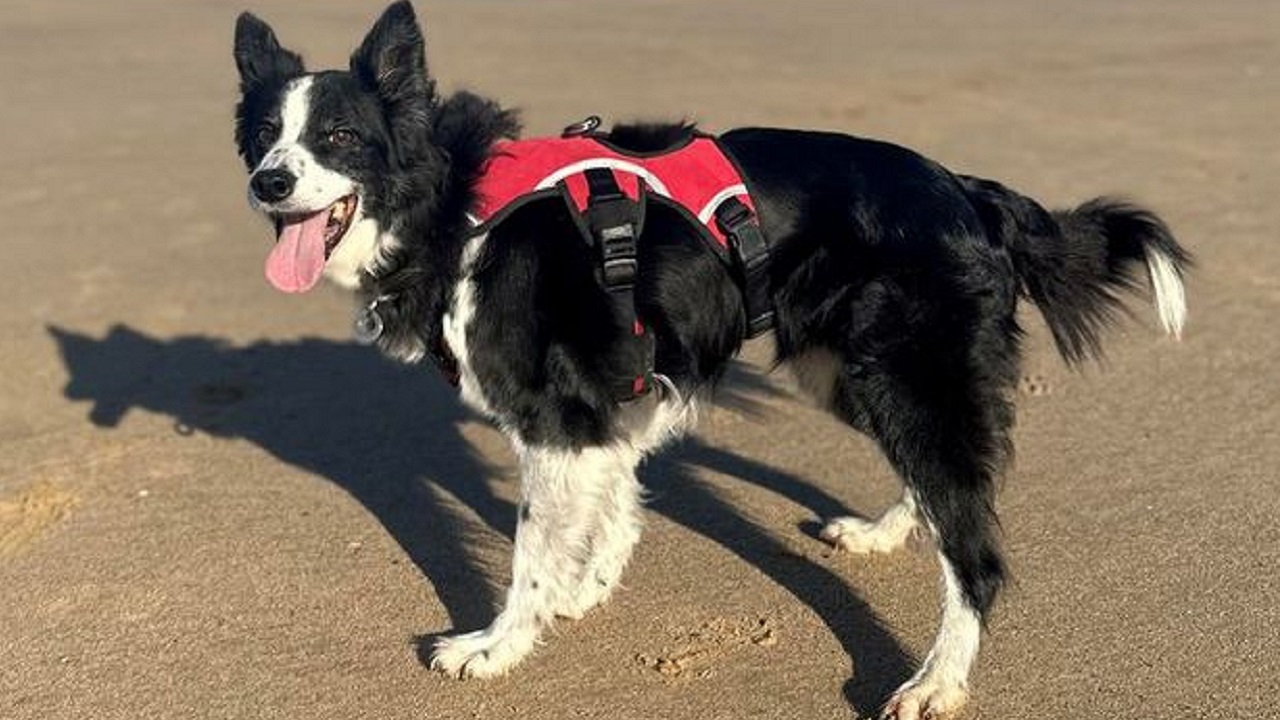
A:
327,128,358,147
255,124,279,148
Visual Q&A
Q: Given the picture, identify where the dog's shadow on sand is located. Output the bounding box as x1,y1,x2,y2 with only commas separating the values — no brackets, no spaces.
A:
51,324,913,714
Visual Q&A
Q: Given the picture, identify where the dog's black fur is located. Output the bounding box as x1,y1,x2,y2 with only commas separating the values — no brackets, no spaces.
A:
234,2,1190,714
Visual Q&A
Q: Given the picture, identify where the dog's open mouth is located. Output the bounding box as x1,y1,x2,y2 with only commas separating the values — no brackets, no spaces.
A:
264,195,358,293
320,194,358,256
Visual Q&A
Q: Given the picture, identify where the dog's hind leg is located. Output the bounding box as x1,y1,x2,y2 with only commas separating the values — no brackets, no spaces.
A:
829,335,1013,719
858,385,1007,719
431,442,639,678
788,348,924,555
789,348,926,555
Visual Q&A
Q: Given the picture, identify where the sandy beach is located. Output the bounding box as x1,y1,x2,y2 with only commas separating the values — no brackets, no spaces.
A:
2,1,1277,717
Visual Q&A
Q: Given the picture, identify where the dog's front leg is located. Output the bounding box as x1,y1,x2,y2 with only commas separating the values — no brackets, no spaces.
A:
554,465,643,620
431,443,629,678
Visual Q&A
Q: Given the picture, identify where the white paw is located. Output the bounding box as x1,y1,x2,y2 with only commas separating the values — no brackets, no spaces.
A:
429,627,536,679
820,516,904,554
881,677,968,720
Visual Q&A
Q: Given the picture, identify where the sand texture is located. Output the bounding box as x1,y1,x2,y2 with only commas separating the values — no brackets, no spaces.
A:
1,1,1277,718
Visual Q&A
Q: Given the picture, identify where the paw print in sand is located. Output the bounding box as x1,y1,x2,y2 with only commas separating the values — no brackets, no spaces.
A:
1018,374,1053,397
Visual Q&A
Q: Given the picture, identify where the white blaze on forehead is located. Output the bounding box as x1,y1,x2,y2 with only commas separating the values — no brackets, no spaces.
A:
279,76,312,146
257,76,313,173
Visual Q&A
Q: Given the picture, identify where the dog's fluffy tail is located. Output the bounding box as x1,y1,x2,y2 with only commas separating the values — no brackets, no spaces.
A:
959,175,1192,365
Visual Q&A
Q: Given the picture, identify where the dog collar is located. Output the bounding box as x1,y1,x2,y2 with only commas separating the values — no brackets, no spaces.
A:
354,292,461,386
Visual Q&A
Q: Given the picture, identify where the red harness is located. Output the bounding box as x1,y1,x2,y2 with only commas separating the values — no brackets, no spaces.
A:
456,127,771,401
470,134,755,248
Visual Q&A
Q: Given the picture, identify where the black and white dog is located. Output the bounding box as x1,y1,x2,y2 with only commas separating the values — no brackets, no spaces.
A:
233,4,1189,718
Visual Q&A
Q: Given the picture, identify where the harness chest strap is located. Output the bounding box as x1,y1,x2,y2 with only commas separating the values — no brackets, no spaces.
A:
714,197,775,337
581,167,655,399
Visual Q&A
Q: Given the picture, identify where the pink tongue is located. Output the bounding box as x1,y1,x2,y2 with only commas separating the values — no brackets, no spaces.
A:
265,210,330,293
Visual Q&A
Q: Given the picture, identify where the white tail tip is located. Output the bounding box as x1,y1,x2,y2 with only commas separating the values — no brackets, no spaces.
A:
1145,248,1187,339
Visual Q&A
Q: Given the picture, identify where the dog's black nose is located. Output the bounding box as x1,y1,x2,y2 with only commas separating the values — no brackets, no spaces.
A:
250,169,296,203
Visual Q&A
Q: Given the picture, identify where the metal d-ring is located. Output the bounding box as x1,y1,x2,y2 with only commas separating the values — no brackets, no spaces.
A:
353,294,395,345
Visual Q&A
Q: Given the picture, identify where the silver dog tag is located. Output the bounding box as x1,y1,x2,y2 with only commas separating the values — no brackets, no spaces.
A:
353,306,384,345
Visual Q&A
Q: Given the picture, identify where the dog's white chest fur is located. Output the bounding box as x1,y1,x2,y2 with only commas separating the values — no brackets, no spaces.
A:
442,233,494,418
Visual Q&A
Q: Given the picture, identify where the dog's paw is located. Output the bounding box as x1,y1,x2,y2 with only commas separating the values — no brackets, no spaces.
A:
429,627,535,679
881,677,968,720
820,516,909,554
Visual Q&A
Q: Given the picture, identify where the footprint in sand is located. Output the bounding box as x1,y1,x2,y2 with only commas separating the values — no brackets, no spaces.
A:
635,615,779,680
1018,374,1053,397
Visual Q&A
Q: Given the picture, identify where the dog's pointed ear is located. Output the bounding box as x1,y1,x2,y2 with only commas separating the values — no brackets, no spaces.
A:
349,1,434,107
234,12,305,91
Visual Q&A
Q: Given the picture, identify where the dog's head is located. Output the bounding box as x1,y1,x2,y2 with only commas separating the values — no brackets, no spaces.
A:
233,1,438,293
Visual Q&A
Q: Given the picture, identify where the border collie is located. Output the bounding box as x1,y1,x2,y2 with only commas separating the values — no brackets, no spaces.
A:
232,4,1190,718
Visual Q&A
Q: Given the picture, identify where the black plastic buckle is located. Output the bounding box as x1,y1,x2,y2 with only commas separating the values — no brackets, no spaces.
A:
715,200,768,265
586,169,639,290
601,225,637,288
714,198,775,337
716,199,753,231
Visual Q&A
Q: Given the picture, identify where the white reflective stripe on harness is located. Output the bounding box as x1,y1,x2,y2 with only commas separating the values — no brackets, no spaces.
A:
696,183,749,224
534,158,672,197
